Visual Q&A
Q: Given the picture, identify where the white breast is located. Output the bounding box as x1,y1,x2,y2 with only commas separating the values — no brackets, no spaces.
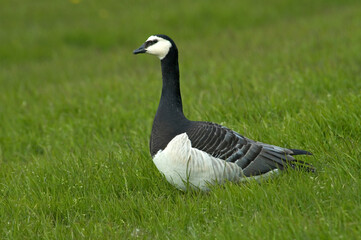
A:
152,133,244,191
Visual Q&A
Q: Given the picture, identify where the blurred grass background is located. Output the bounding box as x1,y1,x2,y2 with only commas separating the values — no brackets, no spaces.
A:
0,0,361,239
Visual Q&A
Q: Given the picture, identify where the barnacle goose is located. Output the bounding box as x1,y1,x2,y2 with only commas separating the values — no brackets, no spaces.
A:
133,34,313,191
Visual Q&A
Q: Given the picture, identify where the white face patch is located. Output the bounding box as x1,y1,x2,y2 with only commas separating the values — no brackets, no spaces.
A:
145,35,172,60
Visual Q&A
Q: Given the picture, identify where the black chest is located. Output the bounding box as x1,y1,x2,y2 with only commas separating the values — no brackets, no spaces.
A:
149,115,191,156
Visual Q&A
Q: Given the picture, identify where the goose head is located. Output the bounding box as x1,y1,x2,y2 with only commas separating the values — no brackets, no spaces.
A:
133,34,176,60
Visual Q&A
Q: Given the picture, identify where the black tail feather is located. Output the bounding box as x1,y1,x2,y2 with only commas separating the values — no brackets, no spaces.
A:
291,159,316,173
289,149,313,156
242,148,315,177
266,149,315,173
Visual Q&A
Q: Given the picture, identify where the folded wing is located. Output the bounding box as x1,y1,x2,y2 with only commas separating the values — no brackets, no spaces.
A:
186,121,314,176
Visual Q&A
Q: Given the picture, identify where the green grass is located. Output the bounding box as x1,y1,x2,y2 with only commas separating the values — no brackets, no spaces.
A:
1,0,361,239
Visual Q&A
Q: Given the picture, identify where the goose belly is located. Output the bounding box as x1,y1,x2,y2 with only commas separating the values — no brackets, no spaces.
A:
152,133,242,191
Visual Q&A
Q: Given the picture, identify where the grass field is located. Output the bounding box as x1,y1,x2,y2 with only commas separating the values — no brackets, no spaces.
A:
1,0,361,239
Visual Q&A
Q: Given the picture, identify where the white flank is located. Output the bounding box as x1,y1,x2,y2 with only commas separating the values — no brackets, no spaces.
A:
153,133,243,191
145,36,172,60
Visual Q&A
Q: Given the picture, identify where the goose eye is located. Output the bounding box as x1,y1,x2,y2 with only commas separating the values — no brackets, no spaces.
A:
145,40,158,48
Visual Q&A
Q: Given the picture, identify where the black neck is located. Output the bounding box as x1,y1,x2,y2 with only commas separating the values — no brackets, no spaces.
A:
157,51,184,117
150,44,192,156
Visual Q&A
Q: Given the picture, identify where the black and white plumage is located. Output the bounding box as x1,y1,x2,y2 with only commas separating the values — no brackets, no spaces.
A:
133,34,313,191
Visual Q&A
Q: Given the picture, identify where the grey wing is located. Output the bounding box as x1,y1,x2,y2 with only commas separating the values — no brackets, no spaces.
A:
186,121,314,176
